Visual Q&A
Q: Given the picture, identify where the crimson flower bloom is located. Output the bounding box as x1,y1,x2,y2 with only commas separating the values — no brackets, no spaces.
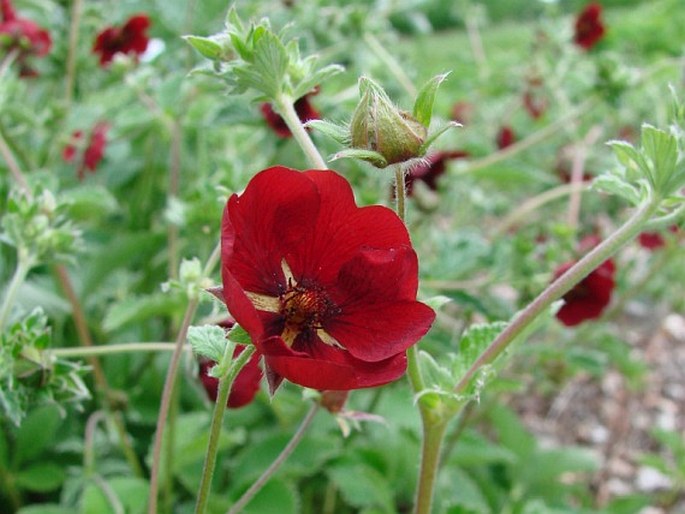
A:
63,122,109,180
261,92,320,138
638,231,665,250
198,345,263,409
0,0,51,76
553,254,615,326
496,126,516,150
221,166,435,392
450,101,474,126
404,150,469,197
93,14,150,66
574,3,606,50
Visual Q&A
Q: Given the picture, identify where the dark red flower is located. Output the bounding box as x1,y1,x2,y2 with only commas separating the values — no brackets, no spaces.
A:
63,122,109,180
574,3,606,50
523,89,547,120
198,345,263,409
221,166,435,392
496,126,516,150
93,14,150,66
0,0,51,75
261,93,320,138
404,150,468,196
554,257,615,326
638,231,665,250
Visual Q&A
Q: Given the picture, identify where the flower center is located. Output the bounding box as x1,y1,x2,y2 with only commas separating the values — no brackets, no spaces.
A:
280,284,335,333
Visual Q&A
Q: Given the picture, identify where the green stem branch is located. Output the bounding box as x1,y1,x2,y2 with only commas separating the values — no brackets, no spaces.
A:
195,344,255,514
49,342,180,358
274,95,327,169
226,403,320,514
0,250,31,331
363,33,416,97
147,242,222,514
64,0,84,107
414,421,448,514
454,197,661,395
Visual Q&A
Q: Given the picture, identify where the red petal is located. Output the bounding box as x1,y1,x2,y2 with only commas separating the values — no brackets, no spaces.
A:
285,170,412,286
262,335,407,390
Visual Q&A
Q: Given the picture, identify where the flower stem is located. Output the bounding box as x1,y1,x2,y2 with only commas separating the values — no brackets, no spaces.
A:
454,196,661,395
194,343,255,514
226,403,320,514
274,94,327,169
147,242,222,514
64,0,84,107
414,421,448,514
0,128,30,194
0,249,31,331
49,342,180,358
393,164,444,514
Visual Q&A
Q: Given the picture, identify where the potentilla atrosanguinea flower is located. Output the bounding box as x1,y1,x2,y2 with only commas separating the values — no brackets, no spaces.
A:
0,0,51,76
63,122,109,180
221,166,435,392
496,126,516,150
553,255,615,327
404,150,469,196
261,92,320,138
638,231,665,250
93,14,150,66
198,346,263,409
574,3,606,51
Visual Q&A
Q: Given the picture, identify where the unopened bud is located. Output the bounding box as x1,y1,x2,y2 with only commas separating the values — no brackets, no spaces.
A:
350,77,427,168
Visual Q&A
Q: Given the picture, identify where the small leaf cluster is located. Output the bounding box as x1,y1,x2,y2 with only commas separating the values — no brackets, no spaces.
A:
417,321,507,419
1,188,82,266
188,323,252,378
185,7,343,102
0,309,89,427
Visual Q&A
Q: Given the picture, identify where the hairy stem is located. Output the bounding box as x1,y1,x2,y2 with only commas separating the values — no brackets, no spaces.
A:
226,403,320,514
64,0,84,107
0,250,31,331
274,94,327,169
454,197,661,395
49,342,180,358
148,242,222,514
194,344,255,514
414,421,448,514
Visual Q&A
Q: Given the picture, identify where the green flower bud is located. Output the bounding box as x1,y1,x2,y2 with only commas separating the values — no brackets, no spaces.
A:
350,77,427,168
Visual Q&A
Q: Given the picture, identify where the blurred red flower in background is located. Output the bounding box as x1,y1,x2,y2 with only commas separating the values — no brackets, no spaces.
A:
220,166,435,392
496,126,516,149
63,122,110,180
198,345,263,409
0,0,51,76
574,3,606,50
93,14,150,66
261,91,320,138
404,150,468,196
553,235,615,326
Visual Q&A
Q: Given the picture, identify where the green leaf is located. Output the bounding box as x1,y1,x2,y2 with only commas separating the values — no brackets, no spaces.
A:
592,173,643,205
423,295,451,311
15,462,65,492
452,321,507,399
250,30,288,98
641,124,678,193
413,73,449,127
327,461,395,512
227,324,252,345
241,479,299,514
305,119,349,144
330,148,387,168
187,325,227,363
15,404,62,465
419,121,461,154
102,293,185,332
292,64,344,100
81,477,149,514
184,35,224,60
16,506,73,514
